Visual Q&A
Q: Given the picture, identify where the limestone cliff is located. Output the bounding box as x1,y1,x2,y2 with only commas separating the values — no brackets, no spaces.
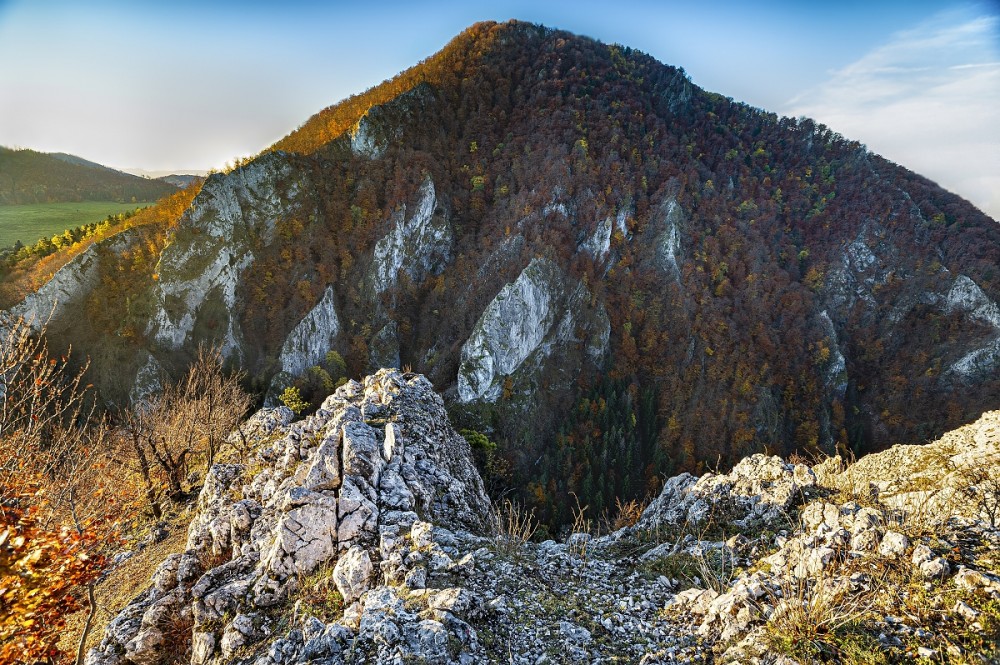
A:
367,177,452,299
146,153,313,360
269,285,342,394
457,257,608,404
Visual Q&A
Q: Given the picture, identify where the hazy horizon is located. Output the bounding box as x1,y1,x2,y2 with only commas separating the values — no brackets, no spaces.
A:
1,0,997,218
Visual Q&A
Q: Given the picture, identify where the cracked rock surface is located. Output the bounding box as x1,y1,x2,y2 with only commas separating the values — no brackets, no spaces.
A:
87,369,491,665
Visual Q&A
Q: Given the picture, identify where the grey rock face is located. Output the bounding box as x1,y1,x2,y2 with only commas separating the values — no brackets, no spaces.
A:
10,245,101,329
456,257,609,403
369,320,401,370
457,257,560,402
146,153,311,359
944,275,1000,379
275,285,341,380
368,178,453,297
350,112,383,158
637,453,817,530
654,196,684,278
87,369,491,665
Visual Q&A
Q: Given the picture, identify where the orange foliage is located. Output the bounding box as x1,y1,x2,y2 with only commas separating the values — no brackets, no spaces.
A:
0,483,107,664
268,21,508,156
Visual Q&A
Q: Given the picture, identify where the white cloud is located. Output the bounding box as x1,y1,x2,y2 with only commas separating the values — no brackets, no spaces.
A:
783,9,1000,220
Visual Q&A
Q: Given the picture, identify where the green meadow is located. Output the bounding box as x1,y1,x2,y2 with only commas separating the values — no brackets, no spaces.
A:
0,201,153,250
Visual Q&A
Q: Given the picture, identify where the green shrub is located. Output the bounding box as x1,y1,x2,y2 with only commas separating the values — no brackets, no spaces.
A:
279,386,308,414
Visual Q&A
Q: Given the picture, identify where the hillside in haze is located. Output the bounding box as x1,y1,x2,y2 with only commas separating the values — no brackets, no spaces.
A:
156,174,203,188
0,146,178,205
4,20,999,525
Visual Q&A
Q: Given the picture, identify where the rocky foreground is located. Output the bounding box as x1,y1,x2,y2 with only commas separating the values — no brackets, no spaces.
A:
88,370,1000,664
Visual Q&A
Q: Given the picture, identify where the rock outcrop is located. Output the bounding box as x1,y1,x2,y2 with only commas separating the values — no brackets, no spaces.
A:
636,454,818,531
653,196,684,278
87,369,491,665
820,409,1000,523
456,257,609,404
10,245,101,329
943,275,1000,379
367,177,452,298
269,285,342,393
660,409,1000,664
88,372,1000,664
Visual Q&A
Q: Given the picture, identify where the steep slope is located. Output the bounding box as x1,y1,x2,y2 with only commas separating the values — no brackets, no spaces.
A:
86,373,1000,664
0,146,178,204
4,20,1000,525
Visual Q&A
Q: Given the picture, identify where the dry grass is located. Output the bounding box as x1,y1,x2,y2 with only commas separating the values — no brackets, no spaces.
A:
58,514,190,657
767,549,1000,663
295,564,345,623
566,493,593,559
161,610,195,665
492,498,538,558
610,496,646,530
765,563,883,663
761,465,1000,664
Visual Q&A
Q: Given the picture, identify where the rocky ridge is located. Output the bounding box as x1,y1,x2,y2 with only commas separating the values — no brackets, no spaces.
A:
87,370,491,665
88,373,1000,664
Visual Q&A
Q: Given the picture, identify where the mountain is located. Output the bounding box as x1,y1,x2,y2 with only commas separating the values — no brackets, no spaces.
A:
156,174,203,188
0,146,178,204
122,168,209,188
3,20,999,526
48,152,112,170
84,369,1000,664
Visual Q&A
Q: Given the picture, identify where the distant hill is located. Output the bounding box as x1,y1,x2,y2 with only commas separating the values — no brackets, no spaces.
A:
0,147,178,205
48,152,111,170
156,174,203,188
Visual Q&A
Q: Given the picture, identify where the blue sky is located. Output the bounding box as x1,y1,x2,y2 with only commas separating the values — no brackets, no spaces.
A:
0,0,997,218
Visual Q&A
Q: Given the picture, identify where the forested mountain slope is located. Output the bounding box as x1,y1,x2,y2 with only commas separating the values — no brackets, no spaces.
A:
4,20,998,525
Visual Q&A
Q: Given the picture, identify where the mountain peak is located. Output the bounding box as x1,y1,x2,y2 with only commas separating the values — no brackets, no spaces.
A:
268,20,684,157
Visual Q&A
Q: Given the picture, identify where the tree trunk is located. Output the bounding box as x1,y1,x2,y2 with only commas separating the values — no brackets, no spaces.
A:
68,490,101,665
75,582,98,665
149,438,188,501
129,434,162,520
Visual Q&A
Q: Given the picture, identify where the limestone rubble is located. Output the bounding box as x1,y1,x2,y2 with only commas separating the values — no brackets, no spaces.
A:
88,374,1000,664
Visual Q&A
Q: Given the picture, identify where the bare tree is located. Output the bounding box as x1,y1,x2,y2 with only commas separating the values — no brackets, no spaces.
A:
119,405,164,520
0,314,92,499
0,315,137,663
955,456,1000,529
182,346,253,468
123,345,252,503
